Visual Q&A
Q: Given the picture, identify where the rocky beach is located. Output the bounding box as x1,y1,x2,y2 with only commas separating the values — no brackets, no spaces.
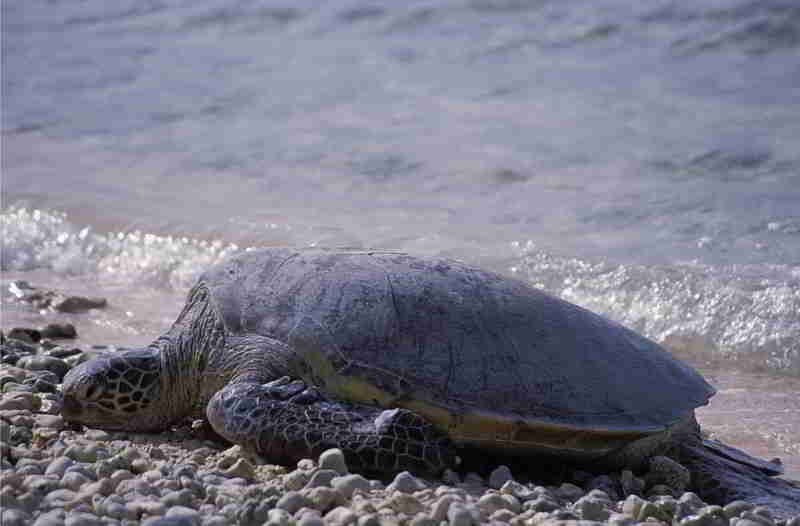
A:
2,283,799,526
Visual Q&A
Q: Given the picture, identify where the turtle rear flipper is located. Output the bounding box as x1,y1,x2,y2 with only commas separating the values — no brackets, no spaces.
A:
206,377,457,476
682,441,800,518
701,438,783,476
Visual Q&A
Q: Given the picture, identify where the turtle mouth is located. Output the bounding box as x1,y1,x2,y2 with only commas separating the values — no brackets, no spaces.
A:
57,393,131,430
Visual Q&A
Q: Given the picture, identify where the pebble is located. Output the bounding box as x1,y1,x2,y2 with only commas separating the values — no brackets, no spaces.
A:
324,506,357,526
446,501,475,526
318,449,348,476
476,492,519,517
7,327,41,343
40,323,78,339
488,465,513,489
724,500,755,518
387,471,427,493
54,296,108,313
573,495,612,521
305,486,339,512
558,482,586,502
0,391,41,411
222,458,255,479
276,491,312,514
16,355,70,380
305,469,339,488
142,514,200,526
332,474,370,499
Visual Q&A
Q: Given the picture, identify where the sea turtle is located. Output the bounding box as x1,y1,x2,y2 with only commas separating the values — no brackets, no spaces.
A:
59,248,799,514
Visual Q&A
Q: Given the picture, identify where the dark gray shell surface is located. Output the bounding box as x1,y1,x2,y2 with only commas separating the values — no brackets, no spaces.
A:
199,248,714,449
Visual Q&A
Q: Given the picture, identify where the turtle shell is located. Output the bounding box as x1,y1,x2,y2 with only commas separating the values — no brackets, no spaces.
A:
200,248,715,459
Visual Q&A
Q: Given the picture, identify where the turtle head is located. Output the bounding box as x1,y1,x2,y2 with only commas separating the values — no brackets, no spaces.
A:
60,348,171,431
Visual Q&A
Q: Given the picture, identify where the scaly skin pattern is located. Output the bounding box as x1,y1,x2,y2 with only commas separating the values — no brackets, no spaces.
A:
206,377,456,476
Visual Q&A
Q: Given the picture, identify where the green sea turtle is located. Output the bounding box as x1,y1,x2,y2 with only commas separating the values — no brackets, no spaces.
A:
59,248,800,514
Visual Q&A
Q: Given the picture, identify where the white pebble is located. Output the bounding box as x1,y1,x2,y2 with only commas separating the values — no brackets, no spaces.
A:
488,465,513,489
324,506,357,526
387,471,426,493
318,449,348,476
332,473,370,500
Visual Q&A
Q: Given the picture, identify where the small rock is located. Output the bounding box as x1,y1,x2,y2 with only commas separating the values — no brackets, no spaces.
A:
462,472,484,487
332,473,370,500
447,501,475,526
325,506,357,526
0,391,41,412
276,491,311,514
741,508,775,526
586,475,618,500
525,495,562,513
160,489,195,508
409,514,437,526
678,492,706,513
723,500,754,519
284,469,311,490
384,492,426,515
34,414,65,430
620,469,644,496
638,500,672,522
63,443,107,463
387,471,427,493
499,479,535,501
16,355,70,381
488,509,516,523
442,469,460,485
608,512,636,526
622,494,646,518
298,515,325,526
64,513,104,526
304,486,338,513
476,493,517,517
31,509,65,526
431,495,460,522
679,505,728,526
54,296,107,313
356,515,380,526
127,499,168,518
222,458,255,479
265,508,292,526
61,471,93,491
318,449,348,475
305,469,338,489
40,323,77,339
142,515,200,526
7,328,41,344
488,465,513,489
573,496,612,521
558,482,586,502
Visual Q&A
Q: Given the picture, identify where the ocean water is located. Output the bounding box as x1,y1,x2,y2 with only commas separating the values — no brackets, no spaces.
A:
2,0,800,474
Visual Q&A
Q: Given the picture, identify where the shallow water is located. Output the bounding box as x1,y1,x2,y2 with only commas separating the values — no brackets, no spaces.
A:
2,0,799,483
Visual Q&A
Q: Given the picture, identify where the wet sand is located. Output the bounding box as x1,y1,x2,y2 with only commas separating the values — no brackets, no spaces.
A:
694,367,800,481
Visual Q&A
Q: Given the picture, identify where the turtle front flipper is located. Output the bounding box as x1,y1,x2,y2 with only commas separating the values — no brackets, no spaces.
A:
206,377,457,476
